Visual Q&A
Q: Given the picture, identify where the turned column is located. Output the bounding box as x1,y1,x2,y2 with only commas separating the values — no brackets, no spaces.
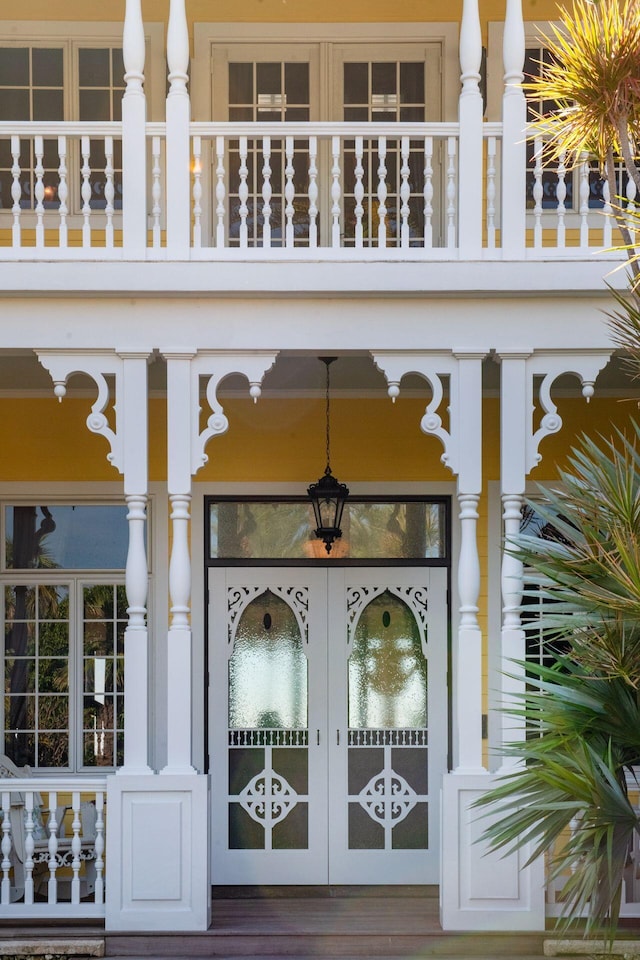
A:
501,0,526,255
122,0,147,254
458,0,484,255
166,0,191,254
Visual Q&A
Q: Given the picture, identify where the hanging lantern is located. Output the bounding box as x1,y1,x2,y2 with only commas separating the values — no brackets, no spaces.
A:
307,357,349,554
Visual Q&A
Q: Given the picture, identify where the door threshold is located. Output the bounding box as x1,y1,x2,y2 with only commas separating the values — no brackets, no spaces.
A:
211,885,439,899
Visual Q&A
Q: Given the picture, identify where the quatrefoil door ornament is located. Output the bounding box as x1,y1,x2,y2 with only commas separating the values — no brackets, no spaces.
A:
239,770,298,827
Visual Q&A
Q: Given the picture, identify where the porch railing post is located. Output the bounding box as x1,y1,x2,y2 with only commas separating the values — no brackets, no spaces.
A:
166,0,191,256
501,0,527,256
458,0,484,256
122,0,147,255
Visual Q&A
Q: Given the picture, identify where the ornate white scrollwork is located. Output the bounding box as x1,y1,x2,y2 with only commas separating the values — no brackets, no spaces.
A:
346,585,428,651
36,351,124,474
239,770,298,827
360,769,418,827
227,584,310,644
191,352,278,476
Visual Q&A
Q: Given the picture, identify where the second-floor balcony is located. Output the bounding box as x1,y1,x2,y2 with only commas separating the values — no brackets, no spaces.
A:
0,118,627,266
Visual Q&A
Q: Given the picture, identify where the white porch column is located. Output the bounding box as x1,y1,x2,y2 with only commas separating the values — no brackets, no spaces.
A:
498,349,613,759
36,349,152,775
166,0,191,255
458,0,484,256
122,0,147,254
371,349,485,772
501,0,526,256
162,350,278,774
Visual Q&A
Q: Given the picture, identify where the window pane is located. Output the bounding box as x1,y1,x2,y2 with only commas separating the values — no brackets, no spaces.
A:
285,62,309,105
79,48,110,86
0,89,29,121
0,48,29,86
79,88,111,121
111,48,125,87
6,505,129,569
372,61,396,96
32,48,63,87
400,62,424,104
209,500,446,560
256,62,281,96
31,88,63,121
344,63,368,104
229,62,253,105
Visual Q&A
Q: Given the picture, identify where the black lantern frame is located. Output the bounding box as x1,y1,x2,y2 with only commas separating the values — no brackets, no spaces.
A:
307,357,349,554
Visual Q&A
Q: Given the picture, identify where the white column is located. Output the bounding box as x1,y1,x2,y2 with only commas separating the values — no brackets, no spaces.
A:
163,353,196,774
498,353,530,767
501,0,526,256
119,353,152,775
371,350,485,772
36,349,152,774
452,353,485,773
458,0,484,256
122,0,147,255
166,0,191,255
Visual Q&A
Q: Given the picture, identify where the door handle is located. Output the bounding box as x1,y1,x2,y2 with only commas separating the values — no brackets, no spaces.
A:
317,729,320,746
337,729,340,746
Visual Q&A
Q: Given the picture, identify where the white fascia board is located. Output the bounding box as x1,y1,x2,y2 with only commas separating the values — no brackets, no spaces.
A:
0,257,628,300
0,293,616,354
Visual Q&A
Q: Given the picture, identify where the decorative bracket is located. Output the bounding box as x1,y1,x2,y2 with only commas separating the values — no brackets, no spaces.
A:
372,351,460,475
525,351,611,474
191,351,278,477
36,349,125,474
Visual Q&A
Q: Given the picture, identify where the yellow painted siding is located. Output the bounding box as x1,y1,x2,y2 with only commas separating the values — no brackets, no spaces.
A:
0,0,571,28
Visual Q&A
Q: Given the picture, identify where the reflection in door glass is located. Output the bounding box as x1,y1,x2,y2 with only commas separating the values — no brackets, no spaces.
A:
349,591,426,728
229,590,308,729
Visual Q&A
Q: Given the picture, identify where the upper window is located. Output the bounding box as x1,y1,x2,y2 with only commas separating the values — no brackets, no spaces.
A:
208,498,448,563
0,43,125,214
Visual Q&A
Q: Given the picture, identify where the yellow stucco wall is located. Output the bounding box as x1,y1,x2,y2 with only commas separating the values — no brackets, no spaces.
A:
0,0,570,28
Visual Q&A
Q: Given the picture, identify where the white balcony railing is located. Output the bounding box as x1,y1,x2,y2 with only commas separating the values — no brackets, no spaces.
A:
0,119,625,263
0,777,106,919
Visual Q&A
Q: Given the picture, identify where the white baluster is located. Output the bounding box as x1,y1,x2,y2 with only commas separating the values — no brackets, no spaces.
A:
81,135,92,249
11,135,22,248
331,135,342,248
170,494,191,631
532,136,543,249
457,491,482,770
424,136,433,249
447,136,457,248
400,136,410,248
377,136,388,248
239,136,249,248
123,486,151,774
308,136,318,249
105,136,115,249
556,150,567,248
34,135,45,248
70,791,81,905
94,791,105,904
192,135,202,248
285,135,295,248
24,792,35,905
152,135,162,249
602,175,612,247
1,792,11,906
47,791,59,904
215,135,226,248
57,135,68,248
262,136,272,248
486,135,496,249
580,153,590,247
354,135,364,248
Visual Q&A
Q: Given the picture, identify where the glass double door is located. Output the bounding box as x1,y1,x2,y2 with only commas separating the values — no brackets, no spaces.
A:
208,567,447,885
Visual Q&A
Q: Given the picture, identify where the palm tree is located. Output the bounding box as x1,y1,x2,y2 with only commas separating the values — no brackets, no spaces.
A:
477,426,640,935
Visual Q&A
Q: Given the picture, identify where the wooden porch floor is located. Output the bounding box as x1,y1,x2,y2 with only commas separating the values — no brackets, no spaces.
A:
0,889,558,959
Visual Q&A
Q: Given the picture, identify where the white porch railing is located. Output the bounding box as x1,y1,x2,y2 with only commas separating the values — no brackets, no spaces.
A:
0,777,106,919
0,119,625,262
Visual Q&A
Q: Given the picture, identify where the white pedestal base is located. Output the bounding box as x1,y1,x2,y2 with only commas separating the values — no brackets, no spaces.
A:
440,773,545,931
106,773,210,931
